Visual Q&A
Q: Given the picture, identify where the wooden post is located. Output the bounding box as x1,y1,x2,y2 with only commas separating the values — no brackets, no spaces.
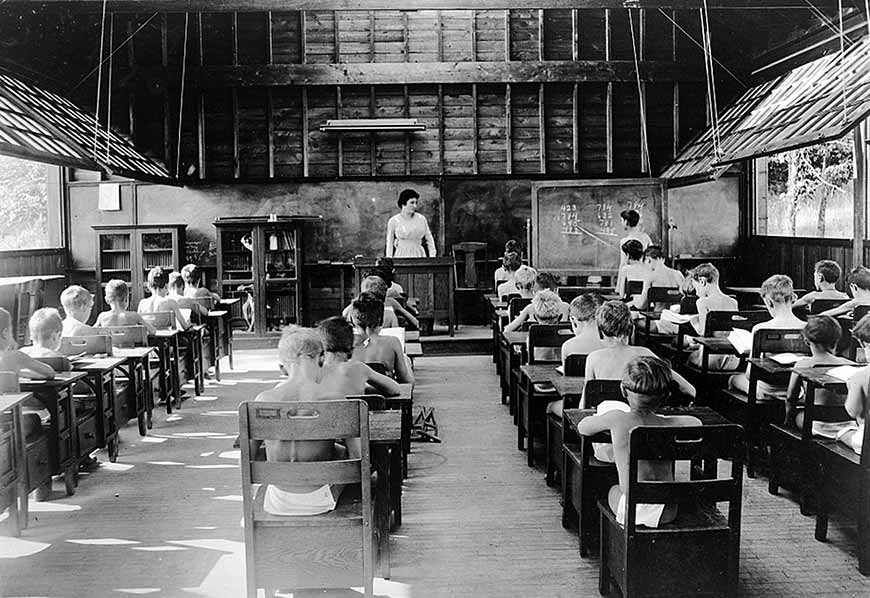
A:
854,122,868,269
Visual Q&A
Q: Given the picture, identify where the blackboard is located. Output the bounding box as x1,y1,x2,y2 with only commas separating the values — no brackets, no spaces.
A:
668,176,739,258
531,179,665,273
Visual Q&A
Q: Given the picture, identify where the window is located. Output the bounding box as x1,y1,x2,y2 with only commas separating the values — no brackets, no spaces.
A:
0,155,62,250
754,138,854,238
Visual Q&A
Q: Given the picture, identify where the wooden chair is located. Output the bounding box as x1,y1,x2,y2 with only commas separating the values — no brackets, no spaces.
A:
452,242,487,290
811,298,849,315
813,397,870,575
562,379,624,556
60,334,113,356
845,304,870,360
545,353,587,487
101,325,158,429
719,327,808,477
557,286,610,304
142,311,205,397
497,297,532,407
517,323,572,467
189,297,223,381
13,279,45,346
634,286,682,347
598,425,745,598
239,399,382,598
623,279,644,301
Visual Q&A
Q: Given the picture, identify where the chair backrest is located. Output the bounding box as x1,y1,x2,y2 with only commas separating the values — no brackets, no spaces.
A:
557,287,607,303
500,292,520,304
582,379,625,409
810,298,848,315
625,280,644,297
0,371,19,393
750,327,807,359
624,425,744,531
646,287,682,310
679,294,699,315
60,335,113,356
704,310,770,336
564,353,587,376
33,356,71,372
508,297,532,319
141,311,175,330
101,325,149,348
527,323,572,364
366,361,388,376
452,242,487,289
853,304,870,323
347,394,387,410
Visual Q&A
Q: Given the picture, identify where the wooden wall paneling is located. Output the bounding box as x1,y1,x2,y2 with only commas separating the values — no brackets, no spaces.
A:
504,10,510,61
474,10,505,62
441,10,473,62
0,249,67,278
109,16,132,139
407,10,439,62
403,11,410,62
571,9,579,61
374,85,407,175
266,88,275,177
231,12,239,65
437,10,444,61
337,11,371,63
677,81,706,147
537,9,544,59
202,88,234,179
578,9,606,59
129,14,165,165
403,84,411,175
301,87,309,176
509,9,539,61
643,7,673,61
334,9,341,61
162,14,172,169
270,11,302,63
544,83,573,173
606,82,614,173
338,86,373,176
196,13,205,178
476,84,507,174
608,7,633,60
306,86,337,177
437,83,445,173
266,11,274,63
369,85,376,174
200,12,234,65
470,10,477,61
272,87,303,178
538,83,546,173
166,14,199,180
236,87,270,179
369,11,376,62
442,84,474,174
543,8,573,60
235,12,269,65
674,9,703,67
336,86,343,176
611,82,641,176
231,87,240,178
577,90,607,176
572,82,579,173
505,84,513,174
471,83,479,174
408,85,440,175
509,83,540,174
645,82,673,174
304,10,335,64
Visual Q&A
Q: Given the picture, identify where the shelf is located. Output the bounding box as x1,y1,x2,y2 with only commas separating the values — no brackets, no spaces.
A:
222,279,253,285
266,278,298,283
143,248,172,253
101,249,131,254
102,269,132,273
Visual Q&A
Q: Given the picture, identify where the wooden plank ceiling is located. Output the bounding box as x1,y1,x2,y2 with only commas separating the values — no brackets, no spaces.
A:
0,72,176,184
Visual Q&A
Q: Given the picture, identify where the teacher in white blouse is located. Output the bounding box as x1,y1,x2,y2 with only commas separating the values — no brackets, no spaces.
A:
385,188,437,258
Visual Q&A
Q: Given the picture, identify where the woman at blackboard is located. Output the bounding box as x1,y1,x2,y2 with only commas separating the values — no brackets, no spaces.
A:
618,209,653,266
386,188,437,258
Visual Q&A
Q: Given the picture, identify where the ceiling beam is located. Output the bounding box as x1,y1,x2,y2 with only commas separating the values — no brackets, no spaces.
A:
179,60,705,87
5,1,841,13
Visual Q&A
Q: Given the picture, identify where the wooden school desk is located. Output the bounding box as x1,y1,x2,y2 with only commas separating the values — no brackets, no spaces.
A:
369,409,403,533
150,329,182,412
369,382,413,480
70,356,127,463
562,406,732,556
215,297,240,370
113,346,157,435
19,372,88,497
548,374,585,487
500,330,528,420
0,392,31,535
517,363,561,465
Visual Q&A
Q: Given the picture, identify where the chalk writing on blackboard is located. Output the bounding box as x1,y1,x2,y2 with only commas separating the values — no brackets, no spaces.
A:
560,202,618,248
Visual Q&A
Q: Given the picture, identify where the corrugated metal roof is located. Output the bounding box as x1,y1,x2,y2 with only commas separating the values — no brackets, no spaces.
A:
663,36,870,187
0,72,177,185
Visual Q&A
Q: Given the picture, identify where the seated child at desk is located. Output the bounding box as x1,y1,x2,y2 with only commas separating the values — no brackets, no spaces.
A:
615,240,649,308
504,272,569,332
729,274,805,397
577,356,702,527
496,251,523,299
784,315,853,435
561,293,605,367
60,285,103,337
350,293,414,385
819,266,870,318
138,266,190,330
793,260,849,310
840,314,870,454
677,263,740,370
525,290,565,362
342,275,400,329
180,264,220,301
168,272,209,320
254,326,353,516
22,308,72,368
95,279,156,335
502,265,537,303
316,316,401,399
374,257,404,300
585,301,695,403
372,265,419,327
494,239,521,289
637,245,684,311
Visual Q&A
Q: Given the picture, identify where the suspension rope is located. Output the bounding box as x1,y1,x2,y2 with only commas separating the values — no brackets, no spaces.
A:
105,13,113,164
700,1,721,159
92,0,108,160
838,0,848,125
627,9,651,176
176,12,190,178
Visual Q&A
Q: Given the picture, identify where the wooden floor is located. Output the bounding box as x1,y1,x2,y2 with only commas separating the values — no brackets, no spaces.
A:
1,351,870,597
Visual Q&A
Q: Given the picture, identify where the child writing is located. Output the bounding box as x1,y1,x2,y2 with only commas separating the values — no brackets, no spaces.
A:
676,264,741,370
561,293,605,367
784,315,853,435
729,274,805,396
820,266,870,318
21,308,72,369
793,260,849,310
350,292,414,384
254,326,350,516
577,356,702,527
60,285,103,337
95,279,157,335
137,266,190,330
585,301,695,402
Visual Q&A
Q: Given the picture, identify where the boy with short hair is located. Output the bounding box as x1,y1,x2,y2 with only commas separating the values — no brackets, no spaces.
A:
618,209,653,262
341,275,402,329
254,326,349,516
729,274,806,395
95,279,157,335
784,315,853,433
681,263,740,369
504,272,569,332
820,266,870,317
60,285,103,337
561,293,605,366
793,260,849,310
577,356,702,527
841,313,870,454
22,308,71,368
615,239,650,307
638,245,684,310
585,301,695,400
168,272,209,321
350,292,414,384
137,267,190,330
180,263,220,301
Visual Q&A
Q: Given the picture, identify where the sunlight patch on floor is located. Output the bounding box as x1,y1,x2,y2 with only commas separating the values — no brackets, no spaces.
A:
0,537,50,558
115,588,162,594
148,461,186,466
187,464,237,469
26,501,82,512
100,462,134,472
139,436,167,444
219,450,240,460
67,538,139,546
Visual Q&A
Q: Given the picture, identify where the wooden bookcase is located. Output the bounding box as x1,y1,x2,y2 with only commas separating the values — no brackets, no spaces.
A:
93,225,186,308
214,216,318,336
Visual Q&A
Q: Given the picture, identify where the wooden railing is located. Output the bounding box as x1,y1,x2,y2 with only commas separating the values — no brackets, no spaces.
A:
0,248,68,278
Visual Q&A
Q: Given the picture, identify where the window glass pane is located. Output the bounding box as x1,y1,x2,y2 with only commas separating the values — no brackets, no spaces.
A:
0,155,61,249
755,138,854,238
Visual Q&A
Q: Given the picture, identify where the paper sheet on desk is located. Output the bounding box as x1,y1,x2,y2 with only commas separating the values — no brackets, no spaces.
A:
728,329,752,354
555,366,564,375
659,309,693,325
380,327,406,351
770,353,802,365
826,365,863,382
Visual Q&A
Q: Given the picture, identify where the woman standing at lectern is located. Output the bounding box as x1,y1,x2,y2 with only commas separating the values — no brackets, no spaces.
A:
385,188,437,258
